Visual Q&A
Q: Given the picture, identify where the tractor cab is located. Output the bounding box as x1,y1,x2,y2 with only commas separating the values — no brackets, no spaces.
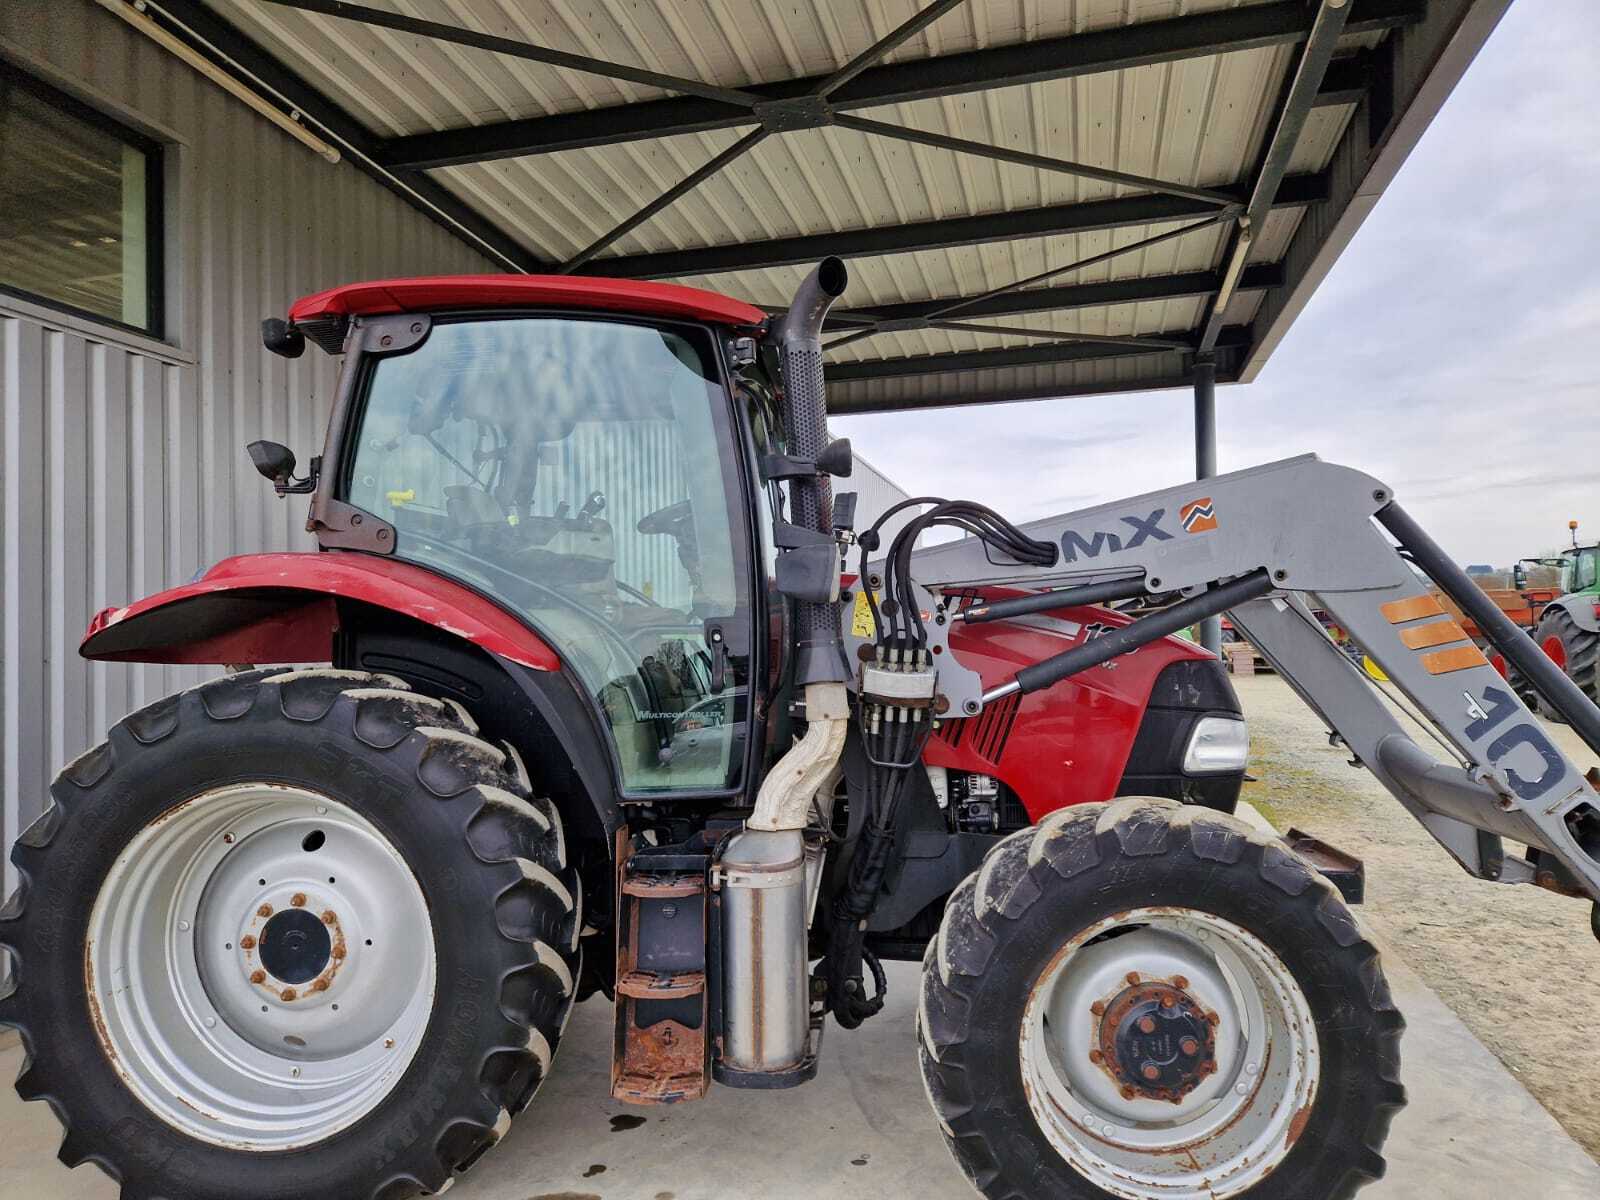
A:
279,276,789,799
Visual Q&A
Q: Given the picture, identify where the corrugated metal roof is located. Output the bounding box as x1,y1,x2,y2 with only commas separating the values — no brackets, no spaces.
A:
163,0,1496,410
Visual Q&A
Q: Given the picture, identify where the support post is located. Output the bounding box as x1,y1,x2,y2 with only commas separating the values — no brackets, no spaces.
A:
1193,356,1222,656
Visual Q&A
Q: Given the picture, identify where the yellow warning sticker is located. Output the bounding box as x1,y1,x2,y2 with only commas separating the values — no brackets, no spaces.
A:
851,589,879,637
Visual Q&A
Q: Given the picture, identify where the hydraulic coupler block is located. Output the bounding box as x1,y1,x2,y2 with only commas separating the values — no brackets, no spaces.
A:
715,829,814,1087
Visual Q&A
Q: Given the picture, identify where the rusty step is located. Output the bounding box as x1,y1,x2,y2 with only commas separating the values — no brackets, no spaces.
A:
621,874,704,899
616,969,706,1000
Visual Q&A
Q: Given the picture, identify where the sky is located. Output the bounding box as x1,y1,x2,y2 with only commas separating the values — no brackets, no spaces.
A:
833,0,1600,569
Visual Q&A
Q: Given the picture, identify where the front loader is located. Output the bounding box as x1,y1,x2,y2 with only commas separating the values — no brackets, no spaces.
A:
4,259,1599,1200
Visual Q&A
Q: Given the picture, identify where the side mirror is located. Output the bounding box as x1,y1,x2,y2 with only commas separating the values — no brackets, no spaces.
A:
261,318,306,359
247,440,318,496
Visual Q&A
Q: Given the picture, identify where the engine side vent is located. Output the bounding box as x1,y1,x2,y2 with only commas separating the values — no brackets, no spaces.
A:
967,692,1020,763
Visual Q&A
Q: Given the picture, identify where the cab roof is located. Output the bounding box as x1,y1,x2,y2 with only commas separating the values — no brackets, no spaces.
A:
288,274,767,332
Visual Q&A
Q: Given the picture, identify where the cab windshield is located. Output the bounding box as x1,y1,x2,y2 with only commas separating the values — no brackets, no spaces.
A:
345,315,750,794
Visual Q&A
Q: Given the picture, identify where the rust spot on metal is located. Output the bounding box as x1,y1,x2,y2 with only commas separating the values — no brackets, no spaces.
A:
1138,1016,1156,1034
240,935,256,950
1120,1085,1137,1101
1091,979,1218,1104
290,893,307,908
1287,1102,1314,1146
1142,1064,1160,1081
84,956,116,1064
1181,1037,1199,1056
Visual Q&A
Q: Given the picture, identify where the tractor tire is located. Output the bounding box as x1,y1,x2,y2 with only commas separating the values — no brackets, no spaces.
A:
917,797,1405,1200
0,667,580,1200
1533,606,1600,718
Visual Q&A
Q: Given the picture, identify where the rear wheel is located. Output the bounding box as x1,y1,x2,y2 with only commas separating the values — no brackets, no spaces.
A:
1534,606,1600,717
0,668,580,1200
917,798,1405,1200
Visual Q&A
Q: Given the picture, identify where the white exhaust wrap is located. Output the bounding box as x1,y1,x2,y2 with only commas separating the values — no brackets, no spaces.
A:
747,682,850,832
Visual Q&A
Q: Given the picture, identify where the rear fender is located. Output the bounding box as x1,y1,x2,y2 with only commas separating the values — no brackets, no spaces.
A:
1548,594,1600,635
80,551,560,670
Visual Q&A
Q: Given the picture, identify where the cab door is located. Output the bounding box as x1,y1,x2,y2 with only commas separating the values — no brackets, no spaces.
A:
342,313,759,798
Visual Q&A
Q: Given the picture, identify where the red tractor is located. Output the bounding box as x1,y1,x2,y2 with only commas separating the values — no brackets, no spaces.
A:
9,259,1600,1200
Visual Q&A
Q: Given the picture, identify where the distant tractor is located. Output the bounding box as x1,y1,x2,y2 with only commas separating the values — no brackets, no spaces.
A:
1517,522,1600,710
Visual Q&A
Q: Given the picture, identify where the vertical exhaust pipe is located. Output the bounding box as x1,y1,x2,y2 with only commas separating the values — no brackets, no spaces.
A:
771,256,850,686
721,260,850,1086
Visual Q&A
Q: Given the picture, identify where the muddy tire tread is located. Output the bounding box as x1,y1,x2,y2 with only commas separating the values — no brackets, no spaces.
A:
0,667,580,1200
917,797,1406,1200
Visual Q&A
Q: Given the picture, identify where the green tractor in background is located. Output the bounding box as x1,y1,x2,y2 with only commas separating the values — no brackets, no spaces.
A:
1516,521,1600,711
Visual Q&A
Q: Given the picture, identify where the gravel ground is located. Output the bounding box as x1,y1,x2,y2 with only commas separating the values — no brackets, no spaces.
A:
1234,672,1600,1162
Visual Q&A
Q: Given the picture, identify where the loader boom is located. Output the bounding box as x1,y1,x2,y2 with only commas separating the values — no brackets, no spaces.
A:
906,455,1600,902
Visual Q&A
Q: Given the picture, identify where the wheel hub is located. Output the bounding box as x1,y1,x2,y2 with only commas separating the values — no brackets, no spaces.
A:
1096,978,1217,1102
258,907,333,986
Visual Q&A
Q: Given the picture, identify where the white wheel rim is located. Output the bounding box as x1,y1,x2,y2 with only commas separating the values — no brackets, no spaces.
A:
1019,906,1319,1199
86,783,437,1150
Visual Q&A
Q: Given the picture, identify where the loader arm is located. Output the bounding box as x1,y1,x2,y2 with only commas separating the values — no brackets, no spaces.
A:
905,454,1600,903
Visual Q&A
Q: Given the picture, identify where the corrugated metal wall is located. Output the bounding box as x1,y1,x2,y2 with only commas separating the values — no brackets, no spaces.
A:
0,0,492,904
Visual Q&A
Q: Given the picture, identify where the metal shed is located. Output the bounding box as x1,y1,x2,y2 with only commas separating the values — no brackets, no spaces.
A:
147,0,1508,422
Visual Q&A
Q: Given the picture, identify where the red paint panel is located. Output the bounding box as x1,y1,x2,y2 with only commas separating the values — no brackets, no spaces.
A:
926,598,1212,822
288,274,766,329
81,552,560,671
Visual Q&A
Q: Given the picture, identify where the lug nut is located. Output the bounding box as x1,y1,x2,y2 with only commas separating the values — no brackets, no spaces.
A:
1181,1038,1199,1056
1089,1049,1104,1065
250,970,266,984
281,988,298,1002
312,979,329,993
1120,1085,1136,1101
1090,1000,1107,1017
240,935,256,950
1172,975,1189,989
291,893,307,908
1125,972,1141,986
321,910,337,925
1142,1064,1160,1082
258,904,273,918
1160,995,1176,1008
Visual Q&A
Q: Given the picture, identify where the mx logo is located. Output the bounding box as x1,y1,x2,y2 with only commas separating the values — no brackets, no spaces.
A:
1060,509,1173,563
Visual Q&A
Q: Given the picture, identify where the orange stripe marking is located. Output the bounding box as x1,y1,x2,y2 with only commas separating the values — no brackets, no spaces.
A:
1399,620,1470,650
1381,595,1446,624
1421,645,1489,675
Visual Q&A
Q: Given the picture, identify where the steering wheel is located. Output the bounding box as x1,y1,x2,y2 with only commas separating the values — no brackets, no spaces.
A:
637,498,693,536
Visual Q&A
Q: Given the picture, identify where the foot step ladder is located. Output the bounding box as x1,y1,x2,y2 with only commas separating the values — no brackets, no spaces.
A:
612,832,711,1104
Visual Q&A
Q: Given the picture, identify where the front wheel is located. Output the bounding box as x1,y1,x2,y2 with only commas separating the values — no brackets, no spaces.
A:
918,798,1405,1200
0,668,580,1200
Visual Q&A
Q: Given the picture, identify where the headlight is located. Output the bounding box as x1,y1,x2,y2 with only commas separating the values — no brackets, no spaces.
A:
1182,716,1249,773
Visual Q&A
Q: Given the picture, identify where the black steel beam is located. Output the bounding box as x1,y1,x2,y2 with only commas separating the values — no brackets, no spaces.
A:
826,366,1241,415
382,0,1424,169
825,325,1249,381
149,0,542,271
823,265,1282,329
1316,55,1373,108
587,173,1324,280
1198,0,1351,353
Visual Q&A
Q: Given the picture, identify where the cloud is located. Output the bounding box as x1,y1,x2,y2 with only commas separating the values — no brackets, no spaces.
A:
834,0,1600,569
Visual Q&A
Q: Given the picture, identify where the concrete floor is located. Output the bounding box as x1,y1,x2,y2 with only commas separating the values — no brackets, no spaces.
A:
5,817,1600,1199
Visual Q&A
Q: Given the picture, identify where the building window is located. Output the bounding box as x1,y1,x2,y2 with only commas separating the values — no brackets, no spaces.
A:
0,63,163,336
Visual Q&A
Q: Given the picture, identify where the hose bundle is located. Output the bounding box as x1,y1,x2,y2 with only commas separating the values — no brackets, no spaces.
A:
824,496,1055,1027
